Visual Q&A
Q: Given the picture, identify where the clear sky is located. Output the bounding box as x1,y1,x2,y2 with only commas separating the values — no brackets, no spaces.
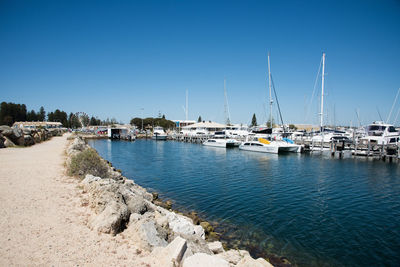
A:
1,0,399,126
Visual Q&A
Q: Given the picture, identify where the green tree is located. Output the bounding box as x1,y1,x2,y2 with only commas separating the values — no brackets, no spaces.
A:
198,116,202,122
267,118,275,128
251,113,257,127
39,106,46,121
0,102,27,126
26,110,38,121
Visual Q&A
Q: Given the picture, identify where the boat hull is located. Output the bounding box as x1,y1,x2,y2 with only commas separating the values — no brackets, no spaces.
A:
239,144,279,154
152,135,167,140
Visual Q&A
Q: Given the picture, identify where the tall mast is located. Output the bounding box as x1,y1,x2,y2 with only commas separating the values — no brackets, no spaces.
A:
268,52,273,128
224,77,231,125
185,89,188,121
320,53,326,130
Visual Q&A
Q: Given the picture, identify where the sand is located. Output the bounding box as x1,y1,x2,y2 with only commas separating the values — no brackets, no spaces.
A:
0,134,149,266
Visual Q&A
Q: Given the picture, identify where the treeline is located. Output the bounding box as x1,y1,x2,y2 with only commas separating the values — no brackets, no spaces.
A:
130,116,175,130
0,101,109,128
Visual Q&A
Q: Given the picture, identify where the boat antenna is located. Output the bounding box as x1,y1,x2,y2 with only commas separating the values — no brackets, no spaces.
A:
386,87,400,123
268,52,273,128
224,77,231,125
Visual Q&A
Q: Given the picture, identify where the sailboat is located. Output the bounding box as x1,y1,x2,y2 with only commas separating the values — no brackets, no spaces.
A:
242,53,302,153
310,53,340,150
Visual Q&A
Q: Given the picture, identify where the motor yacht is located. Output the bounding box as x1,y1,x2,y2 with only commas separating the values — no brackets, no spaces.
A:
152,126,168,140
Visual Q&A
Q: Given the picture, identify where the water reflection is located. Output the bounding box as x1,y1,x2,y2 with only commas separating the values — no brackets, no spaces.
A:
88,139,400,267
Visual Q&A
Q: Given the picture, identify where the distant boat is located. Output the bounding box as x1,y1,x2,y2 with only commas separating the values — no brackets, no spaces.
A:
203,138,237,148
152,126,167,140
358,121,399,145
203,131,240,148
239,138,279,154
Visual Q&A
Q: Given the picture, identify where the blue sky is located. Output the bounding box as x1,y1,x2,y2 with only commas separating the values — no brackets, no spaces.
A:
1,0,399,126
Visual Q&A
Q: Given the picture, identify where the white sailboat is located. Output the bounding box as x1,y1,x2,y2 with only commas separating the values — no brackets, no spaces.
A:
240,53,301,154
310,52,331,151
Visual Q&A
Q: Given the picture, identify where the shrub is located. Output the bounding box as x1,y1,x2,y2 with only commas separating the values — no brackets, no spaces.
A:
68,148,109,178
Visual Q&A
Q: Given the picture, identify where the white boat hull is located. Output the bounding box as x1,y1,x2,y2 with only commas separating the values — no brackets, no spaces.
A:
203,139,237,148
239,143,279,154
152,134,167,140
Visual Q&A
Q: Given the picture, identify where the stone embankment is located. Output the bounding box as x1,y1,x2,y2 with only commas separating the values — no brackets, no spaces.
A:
0,125,64,148
67,136,273,267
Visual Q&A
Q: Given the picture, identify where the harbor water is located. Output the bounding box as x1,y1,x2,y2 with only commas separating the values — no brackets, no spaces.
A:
88,139,400,267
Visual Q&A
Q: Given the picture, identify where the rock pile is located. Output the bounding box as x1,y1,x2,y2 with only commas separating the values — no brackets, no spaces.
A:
0,125,64,148
67,137,274,267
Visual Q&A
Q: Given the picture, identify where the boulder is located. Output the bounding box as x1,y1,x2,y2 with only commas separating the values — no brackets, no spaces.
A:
207,241,224,254
88,199,129,235
236,255,274,267
145,236,188,267
217,249,250,265
182,253,230,267
123,191,148,215
22,128,33,135
12,128,24,145
165,211,205,239
0,134,5,148
0,125,13,136
33,132,41,143
124,216,168,251
4,136,16,147
23,134,35,146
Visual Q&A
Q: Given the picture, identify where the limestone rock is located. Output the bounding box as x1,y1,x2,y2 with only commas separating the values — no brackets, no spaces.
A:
124,216,168,251
236,255,274,267
0,134,5,148
33,132,41,143
217,249,250,265
207,241,224,254
182,253,230,267
4,136,16,147
24,134,35,146
0,125,12,135
88,199,129,235
166,211,205,238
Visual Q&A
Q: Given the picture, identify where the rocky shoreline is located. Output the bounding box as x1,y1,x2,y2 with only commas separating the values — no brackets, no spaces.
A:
67,136,274,267
0,125,64,148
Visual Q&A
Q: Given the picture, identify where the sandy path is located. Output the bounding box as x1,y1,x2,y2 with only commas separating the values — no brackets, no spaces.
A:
0,135,147,266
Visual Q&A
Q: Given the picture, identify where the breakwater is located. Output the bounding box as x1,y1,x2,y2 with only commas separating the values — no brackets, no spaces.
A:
69,136,274,266
88,138,400,267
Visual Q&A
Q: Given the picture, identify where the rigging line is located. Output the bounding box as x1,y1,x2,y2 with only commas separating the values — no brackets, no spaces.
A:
271,75,285,133
305,56,323,123
386,87,400,123
393,106,400,126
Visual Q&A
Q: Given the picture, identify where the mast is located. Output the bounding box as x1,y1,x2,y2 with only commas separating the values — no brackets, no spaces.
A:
268,52,273,128
224,77,231,125
320,53,325,131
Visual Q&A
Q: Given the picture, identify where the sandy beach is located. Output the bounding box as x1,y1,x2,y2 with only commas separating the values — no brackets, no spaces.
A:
0,134,147,266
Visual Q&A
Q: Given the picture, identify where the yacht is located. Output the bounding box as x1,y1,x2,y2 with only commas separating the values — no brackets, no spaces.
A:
203,131,241,148
152,126,168,140
239,138,279,154
239,137,301,154
203,138,237,148
358,121,399,145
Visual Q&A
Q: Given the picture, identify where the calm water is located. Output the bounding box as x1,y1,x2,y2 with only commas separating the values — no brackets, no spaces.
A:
88,139,400,267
